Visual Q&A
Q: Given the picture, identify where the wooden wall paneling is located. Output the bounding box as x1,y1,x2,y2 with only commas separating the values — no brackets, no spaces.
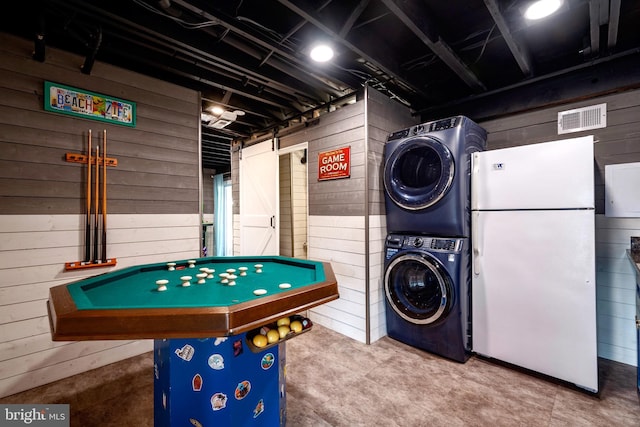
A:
308,215,367,343
1,217,199,275
0,35,198,115
0,317,50,343
291,150,308,258
0,340,132,379
201,168,215,254
364,87,416,341
202,167,215,217
292,87,416,342
279,102,364,147
367,215,387,341
0,301,46,324
279,154,293,257
0,334,70,362
231,144,240,215
365,89,416,217
0,33,203,397
308,131,365,217
0,34,200,217
0,341,153,397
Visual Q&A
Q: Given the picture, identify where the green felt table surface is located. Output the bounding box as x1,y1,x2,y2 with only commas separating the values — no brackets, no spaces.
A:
67,256,325,310
48,255,338,340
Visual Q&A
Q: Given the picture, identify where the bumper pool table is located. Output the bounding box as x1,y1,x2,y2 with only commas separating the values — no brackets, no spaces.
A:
47,255,339,426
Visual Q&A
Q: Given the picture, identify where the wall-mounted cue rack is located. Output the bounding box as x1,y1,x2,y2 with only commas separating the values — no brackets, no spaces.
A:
64,129,118,271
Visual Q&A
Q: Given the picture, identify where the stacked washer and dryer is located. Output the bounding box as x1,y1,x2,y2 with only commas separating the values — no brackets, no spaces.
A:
382,116,487,363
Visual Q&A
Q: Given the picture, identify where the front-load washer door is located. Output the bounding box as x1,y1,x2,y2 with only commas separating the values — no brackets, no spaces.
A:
383,136,454,211
384,252,453,325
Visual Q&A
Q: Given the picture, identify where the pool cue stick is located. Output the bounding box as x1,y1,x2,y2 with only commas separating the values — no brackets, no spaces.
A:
84,131,92,263
94,145,100,263
101,130,107,262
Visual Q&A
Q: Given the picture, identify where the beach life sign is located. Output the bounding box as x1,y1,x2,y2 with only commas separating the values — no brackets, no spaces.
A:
44,81,136,127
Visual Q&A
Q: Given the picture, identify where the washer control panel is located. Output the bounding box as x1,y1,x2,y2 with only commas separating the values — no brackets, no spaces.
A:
429,238,460,251
385,234,462,253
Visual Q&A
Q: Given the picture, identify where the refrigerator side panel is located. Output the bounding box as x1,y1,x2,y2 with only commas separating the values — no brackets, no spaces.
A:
471,135,594,210
471,209,598,392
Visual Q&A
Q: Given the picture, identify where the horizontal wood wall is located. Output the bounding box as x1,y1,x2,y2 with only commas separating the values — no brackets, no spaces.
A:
289,150,308,259
308,215,367,342
368,214,387,341
278,149,308,259
282,102,366,217
275,101,368,339
366,87,417,217
202,168,215,255
274,87,415,343
279,154,293,257
0,33,200,215
594,215,638,365
0,32,202,397
479,88,640,366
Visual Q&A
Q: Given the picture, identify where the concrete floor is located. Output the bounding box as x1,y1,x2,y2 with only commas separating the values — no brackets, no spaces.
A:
1,324,638,426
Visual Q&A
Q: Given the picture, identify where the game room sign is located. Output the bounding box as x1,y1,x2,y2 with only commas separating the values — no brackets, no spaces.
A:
44,81,136,127
318,146,350,181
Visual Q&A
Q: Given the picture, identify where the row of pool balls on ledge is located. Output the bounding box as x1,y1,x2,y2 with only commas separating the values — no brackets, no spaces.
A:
250,315,312,349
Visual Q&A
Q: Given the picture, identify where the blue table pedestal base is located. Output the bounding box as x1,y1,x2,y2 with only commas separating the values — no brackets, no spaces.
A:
153,334,286,426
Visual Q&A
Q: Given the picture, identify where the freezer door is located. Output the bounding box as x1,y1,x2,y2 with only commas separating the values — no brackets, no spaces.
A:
471,209,598,392
471,135,594,210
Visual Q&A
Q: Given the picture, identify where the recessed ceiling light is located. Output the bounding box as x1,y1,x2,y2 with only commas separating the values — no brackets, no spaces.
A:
210,106,224,115
524,0,563,20
310,44,334,62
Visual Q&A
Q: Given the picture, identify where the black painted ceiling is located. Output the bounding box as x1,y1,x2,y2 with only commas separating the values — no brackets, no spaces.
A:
4,0,640,172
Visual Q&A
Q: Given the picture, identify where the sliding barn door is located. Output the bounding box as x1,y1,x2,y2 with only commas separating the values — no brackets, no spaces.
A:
239,139,278,255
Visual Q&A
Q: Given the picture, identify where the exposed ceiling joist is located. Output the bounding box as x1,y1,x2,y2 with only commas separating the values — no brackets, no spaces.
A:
278,0,429,97
4,0,638,172
380,0,486,91
608,0,621,49
483,0,533,77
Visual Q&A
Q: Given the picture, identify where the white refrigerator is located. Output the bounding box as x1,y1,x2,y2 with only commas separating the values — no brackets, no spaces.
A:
470,135,598,392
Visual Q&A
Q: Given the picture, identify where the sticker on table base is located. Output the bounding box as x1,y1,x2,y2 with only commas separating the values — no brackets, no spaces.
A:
253,399,265,418
208,354,224,370
235,380,251,399
211,393,228,411
261,353,275,370
189,418,203,427
192,374,203,391
154,334,286,426
175,344,195,361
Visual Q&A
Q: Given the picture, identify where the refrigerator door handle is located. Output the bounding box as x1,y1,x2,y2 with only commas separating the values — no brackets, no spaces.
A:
472,211,481,276
471,153,479,210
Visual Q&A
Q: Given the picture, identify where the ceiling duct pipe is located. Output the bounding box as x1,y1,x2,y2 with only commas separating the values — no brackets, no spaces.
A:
81,26,102,74
33,13,46,62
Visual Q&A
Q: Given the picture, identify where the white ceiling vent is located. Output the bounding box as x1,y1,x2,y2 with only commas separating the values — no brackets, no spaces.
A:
558,103,607,134
201,110,246,129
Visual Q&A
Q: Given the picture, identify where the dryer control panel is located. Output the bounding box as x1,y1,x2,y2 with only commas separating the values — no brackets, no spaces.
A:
386,116,462,142
428,117,459,132
387,116,461,142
